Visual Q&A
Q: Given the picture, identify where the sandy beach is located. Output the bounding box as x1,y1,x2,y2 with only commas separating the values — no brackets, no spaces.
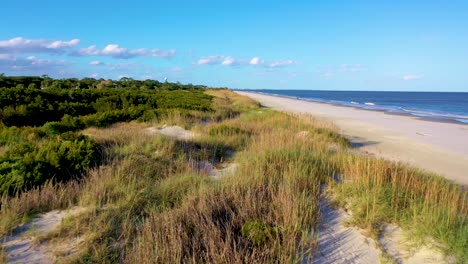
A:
236,91,468,186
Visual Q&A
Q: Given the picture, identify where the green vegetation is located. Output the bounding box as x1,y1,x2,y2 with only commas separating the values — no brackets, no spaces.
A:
0,78,466,263
0,75,212,194
0,133,98,194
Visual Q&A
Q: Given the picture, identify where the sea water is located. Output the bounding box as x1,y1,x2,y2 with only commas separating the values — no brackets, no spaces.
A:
242,90,468,124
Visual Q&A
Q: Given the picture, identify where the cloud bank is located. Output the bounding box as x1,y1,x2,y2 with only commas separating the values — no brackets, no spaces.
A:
196,55,297,68
0,54,71,74
0,37,80,55
0,37,176,60
72,44,176,59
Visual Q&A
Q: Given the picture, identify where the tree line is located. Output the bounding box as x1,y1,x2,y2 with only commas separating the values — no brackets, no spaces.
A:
0,74,210,90
0,74,215,195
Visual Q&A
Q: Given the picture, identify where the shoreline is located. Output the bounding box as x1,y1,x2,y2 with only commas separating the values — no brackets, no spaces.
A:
236,91,468,186
237,90,468,126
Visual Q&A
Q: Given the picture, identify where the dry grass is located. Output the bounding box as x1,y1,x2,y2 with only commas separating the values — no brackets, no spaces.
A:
0,89,466,263
0,181,81,236
125,109,337,263
330,154,468,259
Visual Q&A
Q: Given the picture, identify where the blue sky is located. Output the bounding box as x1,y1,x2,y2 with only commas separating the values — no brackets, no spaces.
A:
1,0,467,91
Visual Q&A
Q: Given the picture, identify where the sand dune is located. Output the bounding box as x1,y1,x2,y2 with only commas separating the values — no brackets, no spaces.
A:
236,91,468,186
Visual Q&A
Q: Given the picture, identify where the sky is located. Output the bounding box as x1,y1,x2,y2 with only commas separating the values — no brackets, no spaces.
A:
1,0,468,91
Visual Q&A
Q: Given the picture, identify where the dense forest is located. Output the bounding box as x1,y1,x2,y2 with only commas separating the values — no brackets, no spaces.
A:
0,75,214,195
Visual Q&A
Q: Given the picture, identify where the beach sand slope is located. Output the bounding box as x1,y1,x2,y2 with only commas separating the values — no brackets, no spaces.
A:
236,91,468,186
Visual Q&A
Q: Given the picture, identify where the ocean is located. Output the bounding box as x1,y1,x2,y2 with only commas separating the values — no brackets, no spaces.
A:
241,90,468,124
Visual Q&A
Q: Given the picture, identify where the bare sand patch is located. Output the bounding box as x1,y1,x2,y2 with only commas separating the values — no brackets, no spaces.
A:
310,200,454,264
145,125,197,140
311,198,381,264
379,224,455,264
1,207,87,263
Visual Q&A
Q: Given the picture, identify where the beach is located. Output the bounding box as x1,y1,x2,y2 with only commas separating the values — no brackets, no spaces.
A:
236,91,468,186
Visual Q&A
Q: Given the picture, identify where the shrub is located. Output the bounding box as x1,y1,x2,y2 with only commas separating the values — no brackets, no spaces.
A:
0,134,99,194
241,220,280,247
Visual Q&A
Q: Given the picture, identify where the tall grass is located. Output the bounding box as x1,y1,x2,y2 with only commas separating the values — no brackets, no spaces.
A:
331,154,467,260
0,181,81,236
0,90,466,263
126,110,339,263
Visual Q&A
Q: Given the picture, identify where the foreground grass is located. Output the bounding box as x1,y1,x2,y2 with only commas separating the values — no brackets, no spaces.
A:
0,90,466,263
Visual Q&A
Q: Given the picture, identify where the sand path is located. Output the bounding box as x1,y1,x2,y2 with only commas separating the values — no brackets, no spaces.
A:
311,198,381,264
1,207,86,263
311,200,451,264
236,91,468,186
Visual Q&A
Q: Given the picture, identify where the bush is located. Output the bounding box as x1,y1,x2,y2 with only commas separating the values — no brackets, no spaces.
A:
241,220,280,247
0,134,99,194
0,86,212,128
0,75,215,195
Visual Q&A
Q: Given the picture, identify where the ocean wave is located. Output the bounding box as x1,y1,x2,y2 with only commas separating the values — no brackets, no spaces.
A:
455,119,468,124
401,108,468,119
245,90,468,125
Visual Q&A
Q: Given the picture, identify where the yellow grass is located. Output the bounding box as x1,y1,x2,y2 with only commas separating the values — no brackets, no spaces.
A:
0,89,466,263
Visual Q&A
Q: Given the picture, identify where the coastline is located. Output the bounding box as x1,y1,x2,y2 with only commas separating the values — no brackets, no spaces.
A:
239,90,468,125
236,91,468,186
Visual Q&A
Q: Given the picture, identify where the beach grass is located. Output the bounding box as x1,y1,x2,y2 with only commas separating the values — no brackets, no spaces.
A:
0,90,466,263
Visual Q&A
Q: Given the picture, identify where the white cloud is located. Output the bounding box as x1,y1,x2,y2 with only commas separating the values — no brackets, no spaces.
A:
47,39,80,49
102,44,128,56
402,75,421,81
249,57,296,68
0,37,80,55
74,45,99,56
0,54,71,74
89,60,103,65
196,56,224,65
150,49,176,58
249,57,263,65
23,56,69,67
73,44,175,59
222,57,237,66
197,55,297,68
267,60,296,68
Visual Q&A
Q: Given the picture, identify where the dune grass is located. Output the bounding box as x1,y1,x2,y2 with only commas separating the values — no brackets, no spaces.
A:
0,89,466,263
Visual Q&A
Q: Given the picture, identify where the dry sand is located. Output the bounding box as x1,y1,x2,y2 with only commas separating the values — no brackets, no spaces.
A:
145,125,198,140
379,224,455,264
311,198,381,264
1,207,86,263
236,91,468,186
310,197,451,264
